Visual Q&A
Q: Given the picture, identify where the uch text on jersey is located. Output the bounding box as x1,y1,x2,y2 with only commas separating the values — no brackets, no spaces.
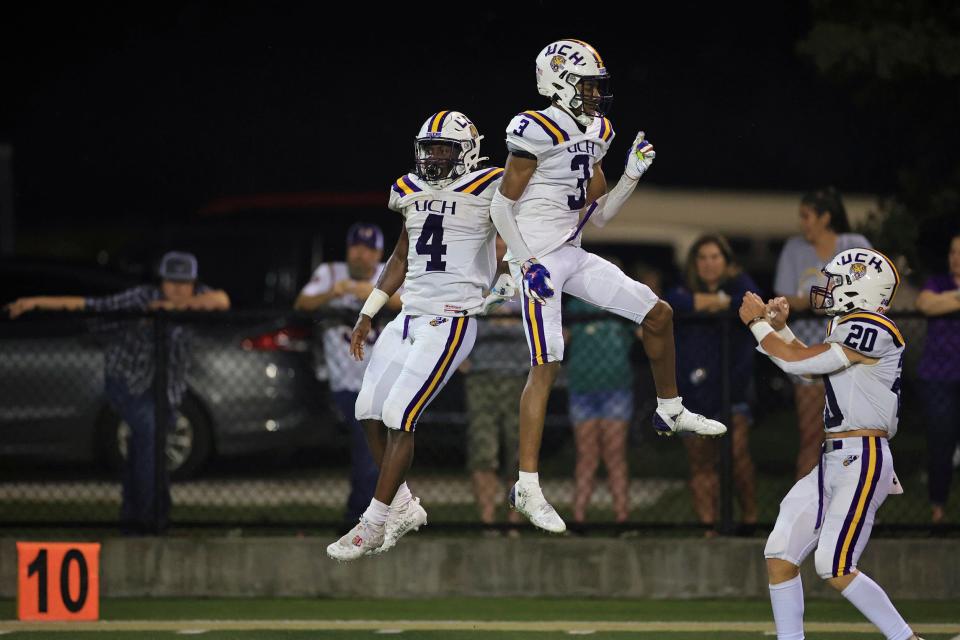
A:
567,141,597,156
414,200,457,215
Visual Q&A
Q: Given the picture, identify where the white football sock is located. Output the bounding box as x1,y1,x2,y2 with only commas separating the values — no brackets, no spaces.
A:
841,573,912,640
657,396,683,415
518,471,540,489
362,499,390,527
390,482,412,510
768,574,805,640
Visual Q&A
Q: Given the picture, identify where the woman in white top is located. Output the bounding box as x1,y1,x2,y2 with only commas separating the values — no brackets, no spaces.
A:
773,188,872,479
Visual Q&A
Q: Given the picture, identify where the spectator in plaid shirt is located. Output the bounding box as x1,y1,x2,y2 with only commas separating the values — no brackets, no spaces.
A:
7,251,229,533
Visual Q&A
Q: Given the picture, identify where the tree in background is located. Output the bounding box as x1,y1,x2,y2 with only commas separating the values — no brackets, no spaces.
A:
798,0,960,275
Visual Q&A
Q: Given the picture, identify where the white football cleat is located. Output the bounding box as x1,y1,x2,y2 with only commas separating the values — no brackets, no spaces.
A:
376,496,427,554
326,517,384,562
509,482,566,533
653,406,727,437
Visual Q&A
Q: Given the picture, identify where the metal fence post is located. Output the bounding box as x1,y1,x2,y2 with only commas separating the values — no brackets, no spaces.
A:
152,313,169,535
718,314,734,535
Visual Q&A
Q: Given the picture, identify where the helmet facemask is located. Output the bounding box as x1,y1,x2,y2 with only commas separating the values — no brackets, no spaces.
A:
567,74,613,121
809,269,845,315
414,138,469,187
810,264,892,316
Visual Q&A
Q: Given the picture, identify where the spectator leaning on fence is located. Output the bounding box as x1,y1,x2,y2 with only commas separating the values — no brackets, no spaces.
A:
773,188,871,478
5,251,230,534
295,223,401,525
565,270,635,524
665,235,758,534
915,231,960,524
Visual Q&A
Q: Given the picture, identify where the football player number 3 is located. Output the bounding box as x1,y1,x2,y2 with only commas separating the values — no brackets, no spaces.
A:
568,154,590,210
416,214,447,272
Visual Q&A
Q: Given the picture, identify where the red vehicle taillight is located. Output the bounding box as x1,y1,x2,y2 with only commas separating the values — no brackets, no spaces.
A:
241,326,311,352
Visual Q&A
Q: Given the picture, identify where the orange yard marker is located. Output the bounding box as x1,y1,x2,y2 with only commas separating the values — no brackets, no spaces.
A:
17,542,100,621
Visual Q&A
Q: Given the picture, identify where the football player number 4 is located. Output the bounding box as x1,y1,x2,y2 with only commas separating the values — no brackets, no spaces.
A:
17,542,100,621
416,213,447,272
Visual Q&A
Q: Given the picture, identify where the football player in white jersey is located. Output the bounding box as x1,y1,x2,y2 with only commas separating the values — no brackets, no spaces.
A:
739,248,923,640
490,38,727,533
327,110,509,561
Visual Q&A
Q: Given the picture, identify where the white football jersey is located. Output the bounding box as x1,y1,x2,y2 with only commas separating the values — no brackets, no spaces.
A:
388,168,501,316
822,311,905,438
504,105,615,260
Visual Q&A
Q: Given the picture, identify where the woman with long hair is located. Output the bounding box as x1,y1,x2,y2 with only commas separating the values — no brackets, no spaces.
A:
773,188,872,478
666,235,758,533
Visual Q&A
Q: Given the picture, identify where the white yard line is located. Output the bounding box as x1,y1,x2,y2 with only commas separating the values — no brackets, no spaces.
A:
0,619,957,634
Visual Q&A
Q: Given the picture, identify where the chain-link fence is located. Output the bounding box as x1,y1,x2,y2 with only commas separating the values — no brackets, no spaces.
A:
1,308,957,535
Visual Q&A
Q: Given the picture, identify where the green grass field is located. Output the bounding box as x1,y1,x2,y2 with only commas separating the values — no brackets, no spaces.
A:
2,598,959,638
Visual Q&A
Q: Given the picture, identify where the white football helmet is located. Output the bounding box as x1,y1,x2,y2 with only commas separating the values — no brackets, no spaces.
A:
810,248,901,315
535,39,612,126
414,111,486,188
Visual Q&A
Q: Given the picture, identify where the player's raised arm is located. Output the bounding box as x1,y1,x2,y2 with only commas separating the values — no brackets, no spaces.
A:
586,131,655,228
739,292,874,375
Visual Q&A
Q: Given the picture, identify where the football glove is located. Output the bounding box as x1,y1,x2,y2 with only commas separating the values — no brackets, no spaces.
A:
521,259,555,304
624,131,655,180
481,273,518,314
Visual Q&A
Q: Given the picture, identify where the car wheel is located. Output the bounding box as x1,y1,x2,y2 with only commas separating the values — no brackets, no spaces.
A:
99,394,213,480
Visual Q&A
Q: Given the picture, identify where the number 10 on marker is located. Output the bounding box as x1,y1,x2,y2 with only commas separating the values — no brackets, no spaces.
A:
17,542,100,621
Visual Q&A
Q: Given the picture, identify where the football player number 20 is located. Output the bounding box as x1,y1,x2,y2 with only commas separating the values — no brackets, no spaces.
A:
843,325,878,352
416,214,447,272
17,542,100,621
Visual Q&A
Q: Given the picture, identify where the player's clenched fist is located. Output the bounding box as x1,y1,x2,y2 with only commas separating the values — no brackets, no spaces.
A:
738,291,767,326
765,296,790,330
350,314,372,361
624,131,655,180
521,259,555,304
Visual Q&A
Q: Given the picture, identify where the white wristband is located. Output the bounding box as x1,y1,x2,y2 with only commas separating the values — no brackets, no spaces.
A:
777,325,796,342
750,320,774,344
359,288,390,319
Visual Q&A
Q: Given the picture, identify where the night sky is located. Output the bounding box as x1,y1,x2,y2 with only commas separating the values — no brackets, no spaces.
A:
1,2,895,233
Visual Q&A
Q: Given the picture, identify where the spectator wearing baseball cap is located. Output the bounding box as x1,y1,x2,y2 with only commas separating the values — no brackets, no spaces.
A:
6,250,230,534
296,223,401,526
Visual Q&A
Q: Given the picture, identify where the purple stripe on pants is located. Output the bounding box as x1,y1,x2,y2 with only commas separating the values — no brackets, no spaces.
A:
832,437,872,577
843,439,883,574
400,317,466,432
